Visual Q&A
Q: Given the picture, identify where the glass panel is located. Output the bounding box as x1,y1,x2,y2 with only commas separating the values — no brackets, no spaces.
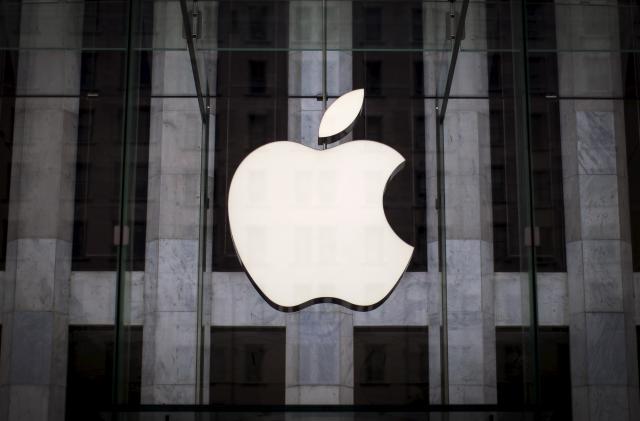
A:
432,0,467,406
0,2,19,272
67,326,143,421
437,0,538,412
496,327,571,416
210,327,286,404
189,0,445,407
353,327,429,405
113,0,155,407
6,0,640,419
115,0,208,406
0,0,156,416
183,0,470,409
351,0,427,270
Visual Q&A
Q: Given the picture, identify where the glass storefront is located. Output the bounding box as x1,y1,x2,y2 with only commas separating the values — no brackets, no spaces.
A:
0,1,639,420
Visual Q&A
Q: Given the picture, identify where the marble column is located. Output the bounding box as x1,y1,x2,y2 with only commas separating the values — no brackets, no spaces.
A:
285,1,354,404
556,2,640,419
140,0,204,404
0,1,83,420
440,4,497,404
285,305,354,404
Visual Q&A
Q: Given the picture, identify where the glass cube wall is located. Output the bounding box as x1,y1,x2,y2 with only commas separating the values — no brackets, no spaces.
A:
0,1,638,420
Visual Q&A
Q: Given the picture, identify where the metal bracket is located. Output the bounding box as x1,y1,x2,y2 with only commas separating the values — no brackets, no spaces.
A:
183,7,202,39
446,8,465,41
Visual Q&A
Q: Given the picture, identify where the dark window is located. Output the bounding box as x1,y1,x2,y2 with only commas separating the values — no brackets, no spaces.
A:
82,0,128,49
413,60,424,96
365,115,384,141
248,60,267,95
210,327,286,405
487,0,566,272
525,0,557,51
72,0,152,270
354,327,428,405
353,1,427,271
213,2,289,270
248,5,270,42
66,326,142,420
354,1,422,49
218,1,288,49
411,7,423,45
364,60,382,96
0,3,20,270
619,2,640,271
496,327,571,419
364,7,383,42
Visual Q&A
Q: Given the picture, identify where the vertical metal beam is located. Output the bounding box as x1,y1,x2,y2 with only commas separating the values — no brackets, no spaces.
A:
436,0,470,406
113,0,141,406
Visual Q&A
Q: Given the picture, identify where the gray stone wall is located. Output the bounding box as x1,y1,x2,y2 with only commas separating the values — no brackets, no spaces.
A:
0,2,84,420
556,1,640,419
140,0,203,404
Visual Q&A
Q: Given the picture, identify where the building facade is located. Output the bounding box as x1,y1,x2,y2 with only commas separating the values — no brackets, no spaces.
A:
0,0,639,420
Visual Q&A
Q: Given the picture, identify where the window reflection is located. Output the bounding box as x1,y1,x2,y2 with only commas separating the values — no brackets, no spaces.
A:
210,327,285,405
66,326,142,420
0,50,16,271
496,327,571,417
487,0,566,272
619,1,640,271
354,327,428,405
71,1,151,271
213,1,289,271
218,1,289,49
0,2,19,270
353,0,427,271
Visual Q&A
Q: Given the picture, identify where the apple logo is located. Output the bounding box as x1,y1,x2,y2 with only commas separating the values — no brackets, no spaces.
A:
227,89,414,312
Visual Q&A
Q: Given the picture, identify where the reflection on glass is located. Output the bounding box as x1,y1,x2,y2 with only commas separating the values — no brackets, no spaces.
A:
620,1,640,271
1,1,638,420
354,327,428,405
487,0,566,272
66,326,142,420
0,52,16,271
213,1,289,271
496,327,571,417
72,2,152,271
353,0,427,271
210,327,285,405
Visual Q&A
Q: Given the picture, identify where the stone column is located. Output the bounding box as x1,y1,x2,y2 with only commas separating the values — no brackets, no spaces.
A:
285,1,354,404
285,305,354,404
140,0,203,404
441,5,497,404
0,2,83,420
556,2,640,420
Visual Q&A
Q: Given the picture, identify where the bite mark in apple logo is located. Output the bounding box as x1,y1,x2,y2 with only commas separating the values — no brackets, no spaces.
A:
228,89,414,312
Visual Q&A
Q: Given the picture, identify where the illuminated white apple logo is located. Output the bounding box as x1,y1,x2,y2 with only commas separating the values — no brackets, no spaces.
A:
228,89,414,311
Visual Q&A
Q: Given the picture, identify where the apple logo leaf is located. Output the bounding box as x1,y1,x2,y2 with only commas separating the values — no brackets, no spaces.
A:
318,89,364,145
